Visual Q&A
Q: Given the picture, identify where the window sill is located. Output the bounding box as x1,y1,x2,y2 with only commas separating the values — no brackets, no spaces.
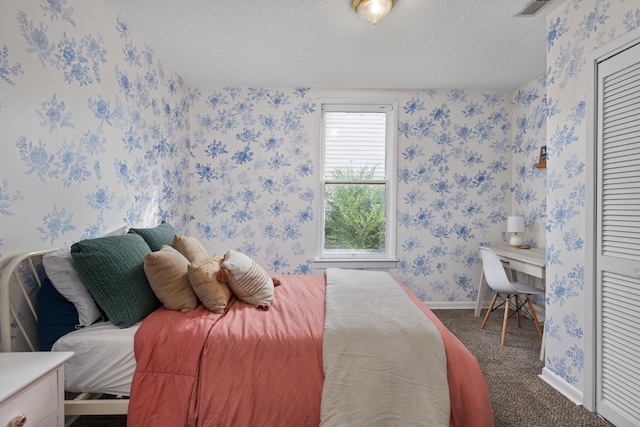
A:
312,258,398,270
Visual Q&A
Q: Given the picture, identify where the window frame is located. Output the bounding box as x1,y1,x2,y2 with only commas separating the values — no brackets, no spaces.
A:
314,100,398,270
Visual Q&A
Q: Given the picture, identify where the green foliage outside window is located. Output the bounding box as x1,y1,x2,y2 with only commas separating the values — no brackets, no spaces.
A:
324,167,386,252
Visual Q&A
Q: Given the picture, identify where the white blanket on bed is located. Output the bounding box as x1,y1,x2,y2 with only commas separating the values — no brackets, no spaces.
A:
321,268,450,426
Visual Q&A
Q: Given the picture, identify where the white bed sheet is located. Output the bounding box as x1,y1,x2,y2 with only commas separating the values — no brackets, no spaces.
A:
52,320,139,396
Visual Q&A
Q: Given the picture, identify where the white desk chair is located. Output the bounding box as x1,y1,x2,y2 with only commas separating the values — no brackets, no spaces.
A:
479,247,544,346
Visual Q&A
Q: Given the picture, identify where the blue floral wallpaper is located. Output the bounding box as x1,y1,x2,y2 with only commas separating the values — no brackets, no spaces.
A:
0,0,192,259
3,0,638,410
186,84,551,305
188,87,521,304
512,78,548,248
542,0,640,399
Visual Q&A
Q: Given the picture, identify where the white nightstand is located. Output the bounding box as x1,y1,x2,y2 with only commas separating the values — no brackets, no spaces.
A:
0,352,73,427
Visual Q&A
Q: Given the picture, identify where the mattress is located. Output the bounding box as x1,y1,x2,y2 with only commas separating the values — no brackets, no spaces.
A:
52,320,139,396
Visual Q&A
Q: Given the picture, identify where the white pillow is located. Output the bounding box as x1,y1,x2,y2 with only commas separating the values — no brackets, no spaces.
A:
222,250,274,309
42,226,128,326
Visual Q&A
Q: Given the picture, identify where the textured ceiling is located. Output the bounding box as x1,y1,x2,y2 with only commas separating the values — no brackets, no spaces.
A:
98,0,557,91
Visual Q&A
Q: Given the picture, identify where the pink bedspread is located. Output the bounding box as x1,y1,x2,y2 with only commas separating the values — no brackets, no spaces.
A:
127,274,493,427
401,283,495,427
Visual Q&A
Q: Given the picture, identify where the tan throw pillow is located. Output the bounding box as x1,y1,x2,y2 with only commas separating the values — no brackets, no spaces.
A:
173,234,210,264
144,245,198,313
187,255,233,313
221,250,274,309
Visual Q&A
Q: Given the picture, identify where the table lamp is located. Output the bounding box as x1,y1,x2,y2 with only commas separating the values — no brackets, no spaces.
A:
507,216,525,247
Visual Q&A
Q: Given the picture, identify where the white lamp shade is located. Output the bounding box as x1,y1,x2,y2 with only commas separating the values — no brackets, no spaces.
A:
507,216,525,233
507,216,525,247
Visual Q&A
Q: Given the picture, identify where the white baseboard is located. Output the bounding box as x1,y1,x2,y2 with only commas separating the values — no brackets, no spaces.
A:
539,367,584,406
424,301,478,310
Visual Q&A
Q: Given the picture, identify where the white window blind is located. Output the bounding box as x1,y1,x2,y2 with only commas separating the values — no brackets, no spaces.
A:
323,112,386,180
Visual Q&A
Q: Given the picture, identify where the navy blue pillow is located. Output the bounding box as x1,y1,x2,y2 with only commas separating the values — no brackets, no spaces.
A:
38,276,80,351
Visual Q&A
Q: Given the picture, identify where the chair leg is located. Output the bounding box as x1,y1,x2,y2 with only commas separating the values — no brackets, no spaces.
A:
527,297,544,339
481,293,499,329
515,295,521,329
501,296,510,346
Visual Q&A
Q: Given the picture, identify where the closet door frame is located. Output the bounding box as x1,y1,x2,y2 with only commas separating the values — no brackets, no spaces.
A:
585,26,640,415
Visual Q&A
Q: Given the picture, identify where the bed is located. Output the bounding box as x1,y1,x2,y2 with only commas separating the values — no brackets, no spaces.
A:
0,240,494,426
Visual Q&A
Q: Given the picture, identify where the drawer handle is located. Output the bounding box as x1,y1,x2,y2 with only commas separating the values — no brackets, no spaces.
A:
11,414,27,427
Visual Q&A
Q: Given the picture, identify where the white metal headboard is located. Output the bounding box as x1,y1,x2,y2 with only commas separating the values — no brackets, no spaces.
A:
0,248,130,418
0,248,57,352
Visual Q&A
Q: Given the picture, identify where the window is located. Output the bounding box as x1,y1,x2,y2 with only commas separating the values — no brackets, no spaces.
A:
315,101,397,269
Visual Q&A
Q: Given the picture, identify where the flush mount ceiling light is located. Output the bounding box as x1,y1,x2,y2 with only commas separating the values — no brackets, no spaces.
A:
352,0,394,25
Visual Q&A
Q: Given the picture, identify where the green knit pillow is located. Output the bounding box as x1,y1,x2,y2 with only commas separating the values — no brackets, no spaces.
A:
128,221,176,252
70,233,161,328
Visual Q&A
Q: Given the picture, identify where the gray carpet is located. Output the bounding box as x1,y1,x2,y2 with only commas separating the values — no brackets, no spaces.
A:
70,309,614,427
434,309,614,427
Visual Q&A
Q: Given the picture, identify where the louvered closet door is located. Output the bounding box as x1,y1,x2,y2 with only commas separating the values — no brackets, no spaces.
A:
596,40,640,427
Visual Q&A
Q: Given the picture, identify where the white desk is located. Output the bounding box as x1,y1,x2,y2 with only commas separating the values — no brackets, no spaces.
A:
474,245,546,317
